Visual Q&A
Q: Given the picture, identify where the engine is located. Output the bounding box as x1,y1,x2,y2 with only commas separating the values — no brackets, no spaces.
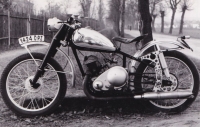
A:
83,55,128,91
83,55,102,75
93,66,128,91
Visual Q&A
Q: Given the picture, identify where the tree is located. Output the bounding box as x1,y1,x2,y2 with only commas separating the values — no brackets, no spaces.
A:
79,0,92,17
159,2,167,33
0,0,11,10
120,0,126,37
166,0,181,34
138,0,153,45
89,2,98,19
149,0,162,32
98,0,103,21
179,0,192,34
98,0,105,29
126,0,138,29
108,0,126,37
108,0,121,35
46,0,54,17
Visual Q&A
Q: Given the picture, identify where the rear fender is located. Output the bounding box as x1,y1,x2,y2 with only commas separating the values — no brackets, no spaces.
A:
129,40,192,70
134,40,192,58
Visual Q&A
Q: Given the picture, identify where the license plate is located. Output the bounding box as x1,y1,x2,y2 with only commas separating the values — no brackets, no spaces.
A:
18,35,45,45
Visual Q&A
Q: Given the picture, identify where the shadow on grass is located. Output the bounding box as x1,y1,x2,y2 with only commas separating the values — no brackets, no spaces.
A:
55,97,158,116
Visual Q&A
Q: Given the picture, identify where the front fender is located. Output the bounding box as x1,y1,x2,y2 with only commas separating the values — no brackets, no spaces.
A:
134,40,192,58
21,42,76,87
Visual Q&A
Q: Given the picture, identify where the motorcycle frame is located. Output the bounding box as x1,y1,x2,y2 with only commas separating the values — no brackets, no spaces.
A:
24,24,192,87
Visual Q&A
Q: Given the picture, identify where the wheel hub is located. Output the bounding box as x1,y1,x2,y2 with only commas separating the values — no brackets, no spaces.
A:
161,74,178,92
25,76,43,93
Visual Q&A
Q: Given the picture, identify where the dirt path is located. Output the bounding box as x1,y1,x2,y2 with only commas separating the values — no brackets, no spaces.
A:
0,37,200,127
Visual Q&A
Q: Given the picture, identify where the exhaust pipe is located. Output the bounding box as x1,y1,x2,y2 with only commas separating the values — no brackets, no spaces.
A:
84,75,193,100
134,91,193,99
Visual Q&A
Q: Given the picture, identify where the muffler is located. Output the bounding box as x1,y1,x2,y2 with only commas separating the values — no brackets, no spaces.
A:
134,91,193,99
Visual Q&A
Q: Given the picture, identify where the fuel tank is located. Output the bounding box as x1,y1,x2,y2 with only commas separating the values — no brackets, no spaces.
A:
72,28,116,51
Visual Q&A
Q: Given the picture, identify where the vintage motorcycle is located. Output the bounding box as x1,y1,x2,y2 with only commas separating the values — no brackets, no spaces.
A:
0,17,199,117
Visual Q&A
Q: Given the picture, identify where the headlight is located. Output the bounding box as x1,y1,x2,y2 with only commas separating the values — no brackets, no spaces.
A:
47,17,62,31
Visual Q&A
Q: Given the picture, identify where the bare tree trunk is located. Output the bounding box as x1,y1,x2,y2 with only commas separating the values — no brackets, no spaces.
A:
132,19,136,29
160,11,164,33
152,15,157,32
79,0,92,17
113,16,120,35
98,0,105,30
109,0,121,35
138,0,153,45
120,0,126,37
179,9,186,34
169,9,176,34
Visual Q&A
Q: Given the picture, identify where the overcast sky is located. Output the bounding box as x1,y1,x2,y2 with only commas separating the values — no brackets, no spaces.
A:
32,0,200,23
33,0,80,14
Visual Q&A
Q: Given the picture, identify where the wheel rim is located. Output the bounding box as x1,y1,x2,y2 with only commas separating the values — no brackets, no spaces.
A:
6,59,60,112
142,57,194,109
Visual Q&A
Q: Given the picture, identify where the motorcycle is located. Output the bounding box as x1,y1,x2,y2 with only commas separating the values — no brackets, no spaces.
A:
0,16,199,117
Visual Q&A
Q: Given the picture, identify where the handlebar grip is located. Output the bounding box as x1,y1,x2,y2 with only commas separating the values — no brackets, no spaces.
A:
181,35,190,39
67,17,74,24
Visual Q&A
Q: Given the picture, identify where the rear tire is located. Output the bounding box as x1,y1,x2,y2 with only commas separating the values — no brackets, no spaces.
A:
0,53,67,117
134,51,199,113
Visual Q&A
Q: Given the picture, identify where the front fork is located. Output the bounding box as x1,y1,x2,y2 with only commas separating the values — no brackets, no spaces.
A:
30,24,68,87
30,38,61,88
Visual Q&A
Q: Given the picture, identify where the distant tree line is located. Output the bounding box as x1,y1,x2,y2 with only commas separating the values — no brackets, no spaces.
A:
110,0,193,35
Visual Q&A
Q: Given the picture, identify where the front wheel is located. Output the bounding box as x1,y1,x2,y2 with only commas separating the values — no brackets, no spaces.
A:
134,51,199,113
0,53,67,117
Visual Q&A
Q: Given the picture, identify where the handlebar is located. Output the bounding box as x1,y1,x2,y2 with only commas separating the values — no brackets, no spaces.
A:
57,16,81,29
47,16,81,31
180,35,190,40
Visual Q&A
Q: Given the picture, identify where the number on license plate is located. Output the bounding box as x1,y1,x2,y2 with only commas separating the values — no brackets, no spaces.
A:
18,35,45,45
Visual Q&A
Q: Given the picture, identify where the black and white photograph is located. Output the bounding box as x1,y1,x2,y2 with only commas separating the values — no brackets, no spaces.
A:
0,0,200,126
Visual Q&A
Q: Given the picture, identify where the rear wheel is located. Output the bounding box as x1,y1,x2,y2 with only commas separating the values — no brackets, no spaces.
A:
134,51,199,113
0,53,67,117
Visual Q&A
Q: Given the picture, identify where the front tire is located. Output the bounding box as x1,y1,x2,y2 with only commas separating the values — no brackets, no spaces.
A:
0,53,67,117
134,51,199,113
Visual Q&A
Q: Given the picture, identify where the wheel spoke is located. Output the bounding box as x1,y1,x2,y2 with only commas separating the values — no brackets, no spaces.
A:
30,94,36,109
8,82,24,89
19,66,29,77
34,98,40,109
3,54,69,116
41,92,45,108
43,85,56,96
142,56,194,109
179,74,192,83
26,62,32,77
174,62,180,75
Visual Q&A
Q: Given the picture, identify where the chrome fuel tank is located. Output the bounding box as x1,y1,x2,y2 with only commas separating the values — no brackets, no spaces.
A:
73,28,116,51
